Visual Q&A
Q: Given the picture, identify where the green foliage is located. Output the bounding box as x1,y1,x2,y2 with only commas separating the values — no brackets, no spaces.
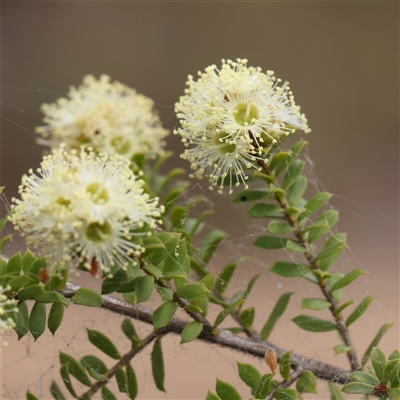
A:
215,378,241,400
121,318,141,348
151,336,166,392
199,230,227,265
292,315,337,332
345,296,374,327
237,362,262,389
71,288,102,307
50,380,67,400
152,301,178,330
86,329,121,360
301,298,331,311
362,324,394,366
260,292,293,341
48,302,65,336
215,257,246,296
269,261,311,278
59,352,92,386
233,188,269,203
296,371,317,394
279,351,292,380
126,363,138,399
29,301,46,341
180,321,203,344
248,203,283,218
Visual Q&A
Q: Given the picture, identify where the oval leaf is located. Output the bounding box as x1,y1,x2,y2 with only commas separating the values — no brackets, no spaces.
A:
301,298,331,311
71,288,102,307
215,378,241,400
274,388,298,400
152,301,178,330
180,321,203,344
342,382,375,395
292,315,337,332
135,275,154,303
59,352,92,386
261,292,293,341
239,307,255,328
371,347,387,381
86,329,121,360
237,362,262,389
233,188,269,203
296,370,318,394
345,296,374,327
151,336,166,392
16,300,29,339
349,371,379,386
269,261,311,278
280,351,292,380
48,302,65,336
101,386,117,400
29,301,46,341
50,380,67,400
330,269,367,292
126,363,138,400
248,203,283,218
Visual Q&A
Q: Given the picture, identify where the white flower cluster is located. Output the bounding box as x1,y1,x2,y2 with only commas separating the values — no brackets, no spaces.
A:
174,59,310,194
36,75,169,161
0,285,17,346
10,146,164,275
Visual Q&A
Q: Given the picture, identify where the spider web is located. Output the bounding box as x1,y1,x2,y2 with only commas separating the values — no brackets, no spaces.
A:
1,82,399,400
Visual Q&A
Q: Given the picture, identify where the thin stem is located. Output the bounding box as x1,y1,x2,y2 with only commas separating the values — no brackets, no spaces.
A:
78,330,160,399
61,283,352,384
258,160,360,371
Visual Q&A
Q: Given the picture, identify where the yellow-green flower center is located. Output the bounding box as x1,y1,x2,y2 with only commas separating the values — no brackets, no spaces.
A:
234,102,259,126
86,182,109,204
85,221,112,243
56,197,71,207
111,136,131,155
213,131,236,155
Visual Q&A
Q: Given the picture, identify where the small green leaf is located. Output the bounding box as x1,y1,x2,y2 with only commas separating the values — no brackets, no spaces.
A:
288,175,307,206
300,192,332,220
22,249,36,271
316,233,347,270
28,258,47,276
121,318,141,347
247,203,283,218
135,275,154,303
86,329,121,360
296,370,318,394
143,264,163,280
239,307,255,328
301,298,331,311
346,296,374,327
282,160,305,190
50,380,67,400
213,298,245,329
26,390,39,400
362,323,394,366
170,205,188,229
155,285,174,301
59,352,92,386
126,363,138,400
333,345,353,355
200,273,216,291
101,269,127,294
389,388,400,400
269,151,291,172
115,366,127,393
180,321,203,344
199,230,226,265
237,362,262,389
261,292,293,341
15,300,29,339
330,269,367,292
328,382,345,400
6,252,23,274
215,378,241,400
385,358,400,386
267,221,294,235
81,355,108,376
244,274,261,299
280,351,292,380
205,391,222,400
327,273,344,302
349,371,379,386
334,300,355,316
151,336,166,392
389,350,400,361
269,261,311,278
101,386,117,400
59,365,78,398
342,382,375,395
371,347,387,381
274,388,298,400
71,288,102,307
29,301,46,341
152,301,178,330
177,282,209,299
233,188,269,203
255,236,290,250
216,257,246,296
48,302,65,336
292,315,337,332
253,374,273,399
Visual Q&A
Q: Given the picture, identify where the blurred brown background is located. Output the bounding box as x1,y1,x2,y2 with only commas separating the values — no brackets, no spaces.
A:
1,2,398,399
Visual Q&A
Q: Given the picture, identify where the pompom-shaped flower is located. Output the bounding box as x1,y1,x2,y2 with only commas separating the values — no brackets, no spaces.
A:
36,75,169,161
174,59,310,194
10,146,164,274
